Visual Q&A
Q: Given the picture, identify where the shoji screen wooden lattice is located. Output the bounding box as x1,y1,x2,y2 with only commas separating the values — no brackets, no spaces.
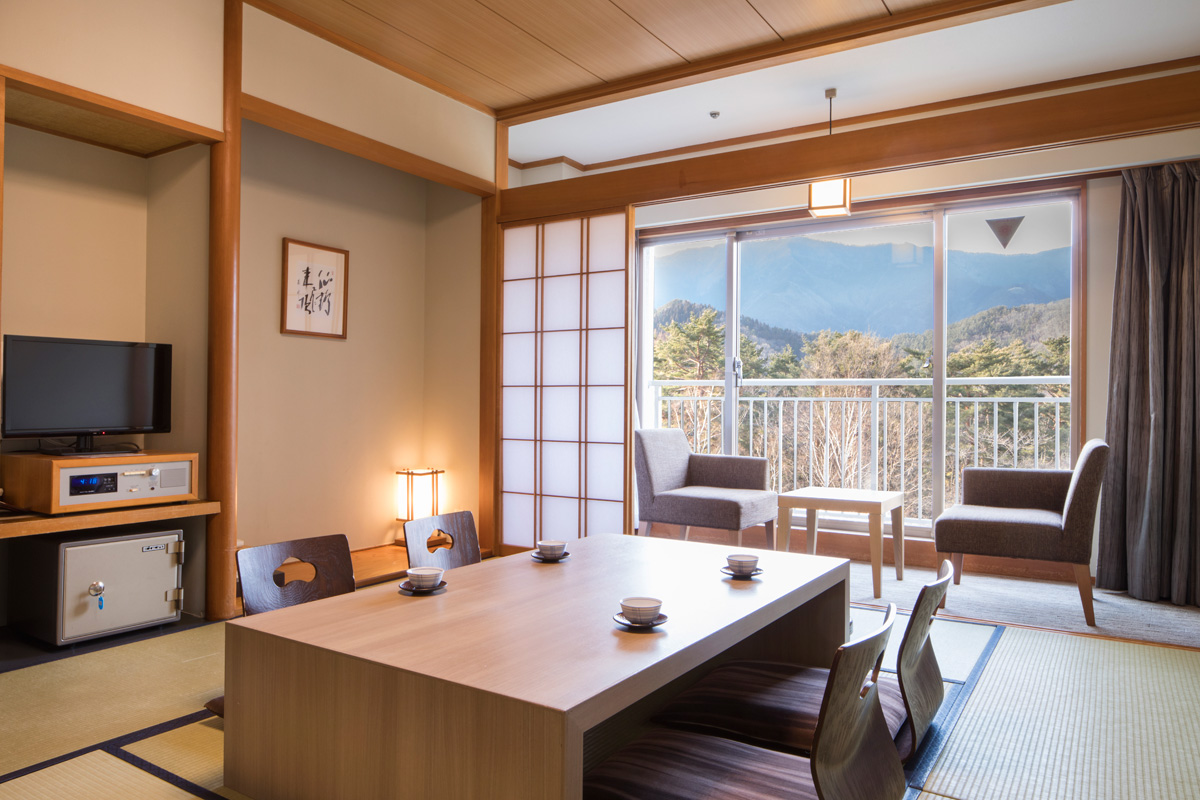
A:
500,212,628,551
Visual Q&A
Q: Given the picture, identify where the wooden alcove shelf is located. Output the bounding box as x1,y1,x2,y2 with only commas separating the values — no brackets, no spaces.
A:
0,499,221,541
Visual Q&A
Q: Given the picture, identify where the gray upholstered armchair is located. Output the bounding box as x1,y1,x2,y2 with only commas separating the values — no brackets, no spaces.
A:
634,428,779,549
933,438,1109,625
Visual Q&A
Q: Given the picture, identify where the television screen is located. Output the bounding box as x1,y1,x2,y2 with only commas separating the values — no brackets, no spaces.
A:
1,335,172,443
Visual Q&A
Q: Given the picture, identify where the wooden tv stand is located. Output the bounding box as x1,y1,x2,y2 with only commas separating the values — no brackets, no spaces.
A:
0,499,221,541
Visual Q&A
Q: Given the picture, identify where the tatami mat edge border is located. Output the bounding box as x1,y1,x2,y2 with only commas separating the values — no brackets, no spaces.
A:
0,708,213,784
903,625,1006,798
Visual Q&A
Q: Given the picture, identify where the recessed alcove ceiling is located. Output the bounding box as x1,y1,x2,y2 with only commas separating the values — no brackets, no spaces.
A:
257,0,1200,169
3,87,197,158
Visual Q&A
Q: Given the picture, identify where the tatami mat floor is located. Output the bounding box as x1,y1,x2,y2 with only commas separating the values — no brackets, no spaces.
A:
3,598,1197,799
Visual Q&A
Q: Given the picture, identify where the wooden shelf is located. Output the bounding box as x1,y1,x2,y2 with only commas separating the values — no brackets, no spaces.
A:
0,500,220,540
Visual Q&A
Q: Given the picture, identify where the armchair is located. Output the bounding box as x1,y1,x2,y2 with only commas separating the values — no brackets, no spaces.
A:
634,428,778,549
933,439,1109,625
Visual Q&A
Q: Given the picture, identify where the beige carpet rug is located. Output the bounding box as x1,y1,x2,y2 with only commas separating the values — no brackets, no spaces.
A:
921,626,1200,800
849,561,1200,649
0,623,224,776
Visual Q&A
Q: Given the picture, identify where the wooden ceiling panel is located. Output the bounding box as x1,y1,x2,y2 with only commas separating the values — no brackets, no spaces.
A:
351,0,600,99
885,0,951,10
477,0,686,81
609,0,783,61
4,88,190,157
748,0,889,38
255,0,531,108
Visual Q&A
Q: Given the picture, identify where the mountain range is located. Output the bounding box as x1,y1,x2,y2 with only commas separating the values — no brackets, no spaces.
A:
652,238,1071,339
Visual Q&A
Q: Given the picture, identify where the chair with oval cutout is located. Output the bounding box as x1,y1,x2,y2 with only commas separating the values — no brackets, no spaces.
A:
403,511,481,571
204,533,355,717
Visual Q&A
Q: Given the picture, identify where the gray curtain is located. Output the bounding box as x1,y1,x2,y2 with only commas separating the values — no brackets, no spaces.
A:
1097,162,1199,604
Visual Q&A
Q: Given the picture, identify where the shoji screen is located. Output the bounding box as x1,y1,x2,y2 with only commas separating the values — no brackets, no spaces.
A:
501,212,628,550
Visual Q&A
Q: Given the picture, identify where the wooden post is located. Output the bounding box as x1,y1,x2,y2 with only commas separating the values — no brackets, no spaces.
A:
479,121,505,554
206,0,242,620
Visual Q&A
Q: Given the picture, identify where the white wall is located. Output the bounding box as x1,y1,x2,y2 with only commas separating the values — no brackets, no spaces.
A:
243,5,495,183
423,184,482,523
1,125,148,342
0,0,224,130
238,121,430,551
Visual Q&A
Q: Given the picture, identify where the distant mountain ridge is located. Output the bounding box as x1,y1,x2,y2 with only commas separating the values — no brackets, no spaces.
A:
656,297,1070,358
653,238,1071,338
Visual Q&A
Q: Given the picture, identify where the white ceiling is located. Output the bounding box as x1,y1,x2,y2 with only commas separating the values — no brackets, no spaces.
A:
508,0,1200,166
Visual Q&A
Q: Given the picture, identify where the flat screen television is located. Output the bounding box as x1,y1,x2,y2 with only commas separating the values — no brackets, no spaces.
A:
2,335,172,454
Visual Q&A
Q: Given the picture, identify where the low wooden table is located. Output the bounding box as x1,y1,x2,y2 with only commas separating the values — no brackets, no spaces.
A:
224,534,849,800
777,487,904,598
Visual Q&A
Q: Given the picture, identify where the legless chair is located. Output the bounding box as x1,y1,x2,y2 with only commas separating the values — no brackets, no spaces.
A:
583,606,905,800
205,534,355,717
634,428,778,549
934,439,1109,626
403,511,481,571
654,561,953,763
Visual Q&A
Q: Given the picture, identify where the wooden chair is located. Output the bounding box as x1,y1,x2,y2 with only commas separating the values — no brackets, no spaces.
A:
583,605,906,800
653,561,953,764
204,534,355,717
934,438,1109,625
403,511,481,571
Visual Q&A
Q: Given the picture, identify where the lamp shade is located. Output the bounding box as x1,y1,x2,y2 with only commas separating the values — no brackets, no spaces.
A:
396,468,443,521
808,178,852,217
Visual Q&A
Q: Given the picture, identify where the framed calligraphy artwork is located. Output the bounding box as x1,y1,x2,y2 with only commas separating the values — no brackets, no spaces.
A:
281,238,349,339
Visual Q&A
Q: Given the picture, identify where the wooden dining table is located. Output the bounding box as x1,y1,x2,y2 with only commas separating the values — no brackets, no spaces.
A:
223,533,850,800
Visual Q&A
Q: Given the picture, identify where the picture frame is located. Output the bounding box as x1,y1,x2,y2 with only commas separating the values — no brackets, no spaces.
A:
281,238,349,339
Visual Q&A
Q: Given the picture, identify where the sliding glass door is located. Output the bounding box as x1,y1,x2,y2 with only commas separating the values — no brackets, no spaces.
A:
638,192,1079,532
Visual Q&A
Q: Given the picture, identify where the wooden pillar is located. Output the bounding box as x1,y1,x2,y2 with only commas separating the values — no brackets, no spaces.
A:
0,77,6,325
206,0,242,619
479,122,505,554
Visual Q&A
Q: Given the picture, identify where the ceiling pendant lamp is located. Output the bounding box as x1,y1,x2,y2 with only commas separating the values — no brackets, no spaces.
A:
808,88,851,218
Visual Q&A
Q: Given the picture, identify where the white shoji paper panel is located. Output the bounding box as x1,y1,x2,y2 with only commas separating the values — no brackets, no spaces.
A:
502,493,535,547
541,442,580,498
542,496,580,539
587,444,624,502
502,440,535,494
504,225,537,280
587,387,624,444
587,500,625,536
587,329,625,385
543,275,581,331
543,219,582,276
502,387,536,441
542,331,581,386
588,271,625,329
541,387,580,442
588,214,626,273
503,280,536,333
503,333,535,386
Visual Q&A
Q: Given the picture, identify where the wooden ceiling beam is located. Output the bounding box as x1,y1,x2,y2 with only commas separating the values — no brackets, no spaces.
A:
497,70,1200,223
495,0,1067,124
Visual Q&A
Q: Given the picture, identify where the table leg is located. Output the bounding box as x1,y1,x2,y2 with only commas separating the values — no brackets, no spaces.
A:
868,512,882,598
777,506,792,552
806,509,819,556
891,505,904,581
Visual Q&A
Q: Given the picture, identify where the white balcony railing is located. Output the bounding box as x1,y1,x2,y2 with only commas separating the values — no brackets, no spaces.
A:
650,376,1071,527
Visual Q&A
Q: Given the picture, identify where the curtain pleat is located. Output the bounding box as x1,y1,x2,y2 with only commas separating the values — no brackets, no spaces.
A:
1097,162,1199,605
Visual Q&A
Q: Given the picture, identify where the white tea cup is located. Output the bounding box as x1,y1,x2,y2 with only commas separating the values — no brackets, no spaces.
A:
537,540,566,559
726,554,759,576
407,566,444,590
620,596,662,625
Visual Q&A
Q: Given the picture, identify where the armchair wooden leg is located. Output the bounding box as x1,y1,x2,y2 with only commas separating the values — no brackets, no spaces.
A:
935,552,951,608
638,520,650,537
764,520,776,551
1073,563,1096,626
680,525,690,541
950,553,964,585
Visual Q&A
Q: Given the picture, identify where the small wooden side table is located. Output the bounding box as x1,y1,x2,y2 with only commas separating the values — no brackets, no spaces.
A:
778,487,905,598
